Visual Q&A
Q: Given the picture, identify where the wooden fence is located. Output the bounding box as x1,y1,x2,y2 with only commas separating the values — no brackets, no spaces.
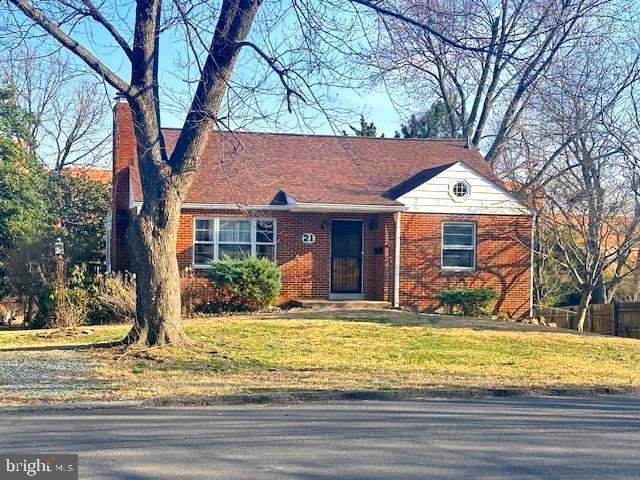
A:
534,303,640,338
615,303,640,339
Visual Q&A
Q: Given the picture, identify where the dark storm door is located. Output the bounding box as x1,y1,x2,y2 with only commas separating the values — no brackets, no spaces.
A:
331,220,363,294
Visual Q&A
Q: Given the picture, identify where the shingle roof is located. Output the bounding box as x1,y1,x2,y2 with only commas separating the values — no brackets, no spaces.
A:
62,166,112,183
129,131,499,206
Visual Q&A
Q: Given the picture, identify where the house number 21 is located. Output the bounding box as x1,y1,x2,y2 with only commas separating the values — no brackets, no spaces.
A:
302,233,316,244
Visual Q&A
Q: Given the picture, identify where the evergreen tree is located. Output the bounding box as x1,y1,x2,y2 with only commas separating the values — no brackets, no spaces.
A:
0,88,50,251
343,115,381,137
396,100,463,139
47,172,111,264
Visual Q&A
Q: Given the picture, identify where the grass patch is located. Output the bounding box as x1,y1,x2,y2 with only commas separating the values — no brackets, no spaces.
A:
2,315,640,402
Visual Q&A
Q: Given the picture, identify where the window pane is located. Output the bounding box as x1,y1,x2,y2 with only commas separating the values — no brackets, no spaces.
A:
256,244,275,260
195,219,213,242
453,182,469,197
195,219,211,230
442,249,474,268
443,223,473,236
195,229,212,242
256,230,274,243
443,233,473,247
256,220,275,243
219,243,251,260
219,220,251,243
194,244,214,265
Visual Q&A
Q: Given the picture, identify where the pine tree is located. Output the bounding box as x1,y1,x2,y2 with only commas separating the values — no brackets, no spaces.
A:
343,115,380,137
396,100,463,139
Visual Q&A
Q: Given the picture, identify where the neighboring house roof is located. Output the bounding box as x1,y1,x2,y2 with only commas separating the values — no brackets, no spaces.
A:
129,131,501,207
63,166,112,183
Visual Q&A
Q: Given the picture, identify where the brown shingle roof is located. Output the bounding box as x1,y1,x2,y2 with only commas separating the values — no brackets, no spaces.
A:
129,131,498,206
63,166,112,183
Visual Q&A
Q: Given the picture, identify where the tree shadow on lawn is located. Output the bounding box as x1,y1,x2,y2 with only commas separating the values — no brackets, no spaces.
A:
264,308,582,335
0,341,123,353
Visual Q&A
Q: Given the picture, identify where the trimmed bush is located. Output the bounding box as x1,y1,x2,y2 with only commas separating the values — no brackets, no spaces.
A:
437,286,496,316
206,257,281,312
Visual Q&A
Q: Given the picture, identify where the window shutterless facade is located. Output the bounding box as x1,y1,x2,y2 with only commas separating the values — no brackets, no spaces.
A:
193,218,276,267
441,222,476,270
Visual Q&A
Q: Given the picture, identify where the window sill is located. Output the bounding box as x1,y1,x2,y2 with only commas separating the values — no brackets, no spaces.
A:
440,268,476,276
193,264,214,269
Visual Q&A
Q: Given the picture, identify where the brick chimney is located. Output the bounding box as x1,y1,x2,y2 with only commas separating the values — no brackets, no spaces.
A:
110,95,135,271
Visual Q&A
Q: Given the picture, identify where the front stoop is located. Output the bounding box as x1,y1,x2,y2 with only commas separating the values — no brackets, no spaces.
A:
286,299,393,310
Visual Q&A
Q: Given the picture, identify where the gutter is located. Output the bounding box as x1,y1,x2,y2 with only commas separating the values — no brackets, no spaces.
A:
530,213,536,318
290,203,408,213
133,201,408,214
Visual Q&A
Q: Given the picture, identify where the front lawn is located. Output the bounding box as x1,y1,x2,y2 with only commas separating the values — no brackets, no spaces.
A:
1,312,640,403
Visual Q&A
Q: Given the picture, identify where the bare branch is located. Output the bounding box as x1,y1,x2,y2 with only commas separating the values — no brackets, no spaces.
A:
79,0,133,60
7,0,131,94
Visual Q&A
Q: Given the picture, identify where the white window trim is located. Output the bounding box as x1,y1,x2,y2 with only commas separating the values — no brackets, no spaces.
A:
192,217,277,268
441,221,476,272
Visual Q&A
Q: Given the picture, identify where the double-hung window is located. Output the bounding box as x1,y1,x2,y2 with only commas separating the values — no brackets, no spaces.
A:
193,218,276,267
441,222,476,271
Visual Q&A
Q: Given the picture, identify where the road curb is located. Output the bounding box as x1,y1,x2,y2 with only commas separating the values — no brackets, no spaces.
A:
5,387,640,412
141,386,640,407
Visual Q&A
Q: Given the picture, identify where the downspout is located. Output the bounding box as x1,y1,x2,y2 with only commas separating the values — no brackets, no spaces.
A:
394,211,401,308
530,213,536,318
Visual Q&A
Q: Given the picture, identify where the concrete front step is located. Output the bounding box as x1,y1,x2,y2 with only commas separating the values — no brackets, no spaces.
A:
286,299,393,310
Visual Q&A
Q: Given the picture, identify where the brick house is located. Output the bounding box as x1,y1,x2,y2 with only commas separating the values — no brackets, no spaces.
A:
107,99,533,317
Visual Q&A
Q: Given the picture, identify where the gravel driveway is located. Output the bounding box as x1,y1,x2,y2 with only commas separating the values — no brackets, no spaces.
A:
0,349,103,403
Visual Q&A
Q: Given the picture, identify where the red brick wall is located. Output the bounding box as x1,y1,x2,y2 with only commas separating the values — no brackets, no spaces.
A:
110,98,135,271
174,210,531,316
114,200,531,315
399,213,532,318
177,210,395,302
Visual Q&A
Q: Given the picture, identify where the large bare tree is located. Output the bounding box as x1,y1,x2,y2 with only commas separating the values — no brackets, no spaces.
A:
540,135,640,331
3,0,270,346
366,0,632,166
0,46,111,170
518,42,640,329
2,0,486,346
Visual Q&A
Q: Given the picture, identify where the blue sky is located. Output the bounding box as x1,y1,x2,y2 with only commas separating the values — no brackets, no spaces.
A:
72,4,407,138
157,75,404,136
150,50,405,137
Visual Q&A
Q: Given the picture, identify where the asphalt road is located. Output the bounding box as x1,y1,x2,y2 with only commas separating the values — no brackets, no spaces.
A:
1,396,639,479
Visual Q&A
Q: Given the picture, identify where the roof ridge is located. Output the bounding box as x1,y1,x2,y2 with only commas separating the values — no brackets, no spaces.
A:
159,127,467,143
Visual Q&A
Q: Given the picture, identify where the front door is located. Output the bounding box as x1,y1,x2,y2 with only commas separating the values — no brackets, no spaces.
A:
331,220,363,294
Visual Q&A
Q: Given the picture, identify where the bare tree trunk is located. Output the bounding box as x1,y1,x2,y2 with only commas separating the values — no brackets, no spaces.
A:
126,191,188,346
121,0,261,347
630,253,640,301
575,287,594,332
25,294,34,325
120,91,189,346
592,275,606,304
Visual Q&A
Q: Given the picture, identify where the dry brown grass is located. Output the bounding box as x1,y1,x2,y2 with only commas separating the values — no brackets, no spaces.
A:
2,311,639,402
94,314,640,400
